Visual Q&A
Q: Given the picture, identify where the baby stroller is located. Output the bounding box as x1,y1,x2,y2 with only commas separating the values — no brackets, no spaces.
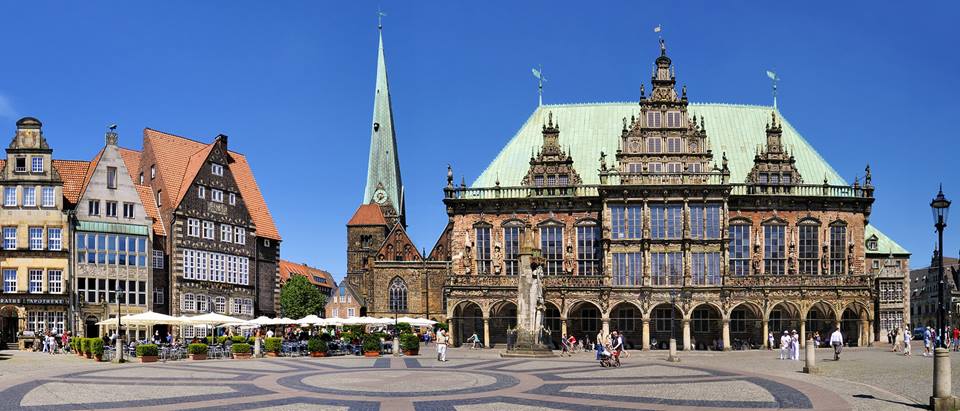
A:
599,347,621,368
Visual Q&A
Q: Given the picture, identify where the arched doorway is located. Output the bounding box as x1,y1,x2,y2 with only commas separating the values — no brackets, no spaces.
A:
489,301,517,347
543,302,561,348
650,303,681,350
452,301,482,347
768,302,801,347
0,306,18,345
841,305,867,347
85,315,100,338
690,304,722,350
805,302,835,346
610,303,642,349
729,302,763,349
568,301,601,343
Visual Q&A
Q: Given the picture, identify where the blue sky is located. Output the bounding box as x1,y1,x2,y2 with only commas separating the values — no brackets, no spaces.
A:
1,2,957,277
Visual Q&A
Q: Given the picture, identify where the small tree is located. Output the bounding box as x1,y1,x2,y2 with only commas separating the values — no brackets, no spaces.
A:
279,274,327,320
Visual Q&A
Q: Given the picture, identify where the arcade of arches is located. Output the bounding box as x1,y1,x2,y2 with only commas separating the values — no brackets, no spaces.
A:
446,298,872,350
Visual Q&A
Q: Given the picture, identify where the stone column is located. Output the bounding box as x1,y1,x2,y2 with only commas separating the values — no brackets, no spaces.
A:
762,314,770,349
483,317,491,348
861,319,871,347
560,318,567,337
641,318,651,350
602,317,610,337
722,318,731,351
930,348,957,411
800,320,806,349
682,319,691,351
449,318,457,347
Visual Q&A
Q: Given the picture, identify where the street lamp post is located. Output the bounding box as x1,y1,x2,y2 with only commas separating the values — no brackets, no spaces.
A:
929,186,956,411
114,282,125,363
668,289,680,362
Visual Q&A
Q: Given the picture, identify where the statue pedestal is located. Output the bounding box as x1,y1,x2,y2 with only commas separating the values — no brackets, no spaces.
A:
500,328,555,358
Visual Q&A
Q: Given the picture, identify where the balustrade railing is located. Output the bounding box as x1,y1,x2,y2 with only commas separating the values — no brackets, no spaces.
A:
728,184,869,198
444,185,599,200
724,275,872,288
445,275,518,287
609,172,727,186
444,181,868,200
542,275,604,288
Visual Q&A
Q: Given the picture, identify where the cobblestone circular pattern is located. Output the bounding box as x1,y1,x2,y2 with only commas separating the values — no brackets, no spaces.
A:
0,355,854,410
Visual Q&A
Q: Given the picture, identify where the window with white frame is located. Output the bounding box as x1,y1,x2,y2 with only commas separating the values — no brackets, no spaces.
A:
830,224,847,275
666,111,682,128
154,287,164,305
232,298,242,315
197,250,208,280
211,253,224,282
47,270,62,294
474,226,491,274
29,227,43,250
211,163,224,176
646,111,662,128
31,156,43,173
198,185,205,199
691,252,721,285
221,224,233,242
150,165,156,179
3,227,16,250
187,218,200,237
106,166,117,189
88,200,100,216
202,221,214,239
226,255,237,283
612,252,642,286
646,137,662,153
577,224,601,276
105,201,117,217
331,308,339,318
667,137,682,153
182,293,195,312
153,250,164,269
23,187,35,207
212,189,223,203
41,187,54,207
4,187,16,206
183,249,196,279
234,227,245,245
122,203,134,219
3,269,17,292
229,193,236,205
347,308,355,317
75,233,146,267
47,228,61,251
28,269,43,293
214,296,226,313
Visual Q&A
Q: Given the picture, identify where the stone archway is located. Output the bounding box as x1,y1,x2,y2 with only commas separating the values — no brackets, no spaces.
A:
84,315,100,338
489,301,517,347
841,302,870,347
452,301,483,347
805,301,835,346
567,301,602,343
650,303,681,350
768,301,802,347
689,303,722,351
543,302,562,348
609,302,642,350
0,306,19,345
729,302,763,349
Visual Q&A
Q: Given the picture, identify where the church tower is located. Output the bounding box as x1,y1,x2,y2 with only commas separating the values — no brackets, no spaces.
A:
363,22,405,228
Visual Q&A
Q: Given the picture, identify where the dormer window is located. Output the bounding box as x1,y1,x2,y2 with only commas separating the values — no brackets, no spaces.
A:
31,157,43,173
866,236,879,251
211,163,224,176
14,157,26,173
534,176,544,187
107,167,117,189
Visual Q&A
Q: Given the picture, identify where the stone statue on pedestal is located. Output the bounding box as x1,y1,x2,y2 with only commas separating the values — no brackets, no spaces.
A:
502,229,554,357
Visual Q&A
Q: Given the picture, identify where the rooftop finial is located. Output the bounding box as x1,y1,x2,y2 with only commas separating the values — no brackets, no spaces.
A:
766,70,780,109
377,7,386,30
655,24,665,55
532,65,547,107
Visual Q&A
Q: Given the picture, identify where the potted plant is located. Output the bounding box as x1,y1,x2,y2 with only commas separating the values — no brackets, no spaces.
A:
81,338,92,358
137,344,159,363
362,333,381,357
308,337,327,357
188,343,208,360
264,337,282,357
232,342,252,359
400,333,420,356
90,338,105,362
231,336,248,344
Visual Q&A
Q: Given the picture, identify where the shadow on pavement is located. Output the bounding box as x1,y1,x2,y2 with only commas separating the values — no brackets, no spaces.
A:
852,394,925,409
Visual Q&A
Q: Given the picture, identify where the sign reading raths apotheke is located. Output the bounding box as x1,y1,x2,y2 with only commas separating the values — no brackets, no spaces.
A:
0,296,68,306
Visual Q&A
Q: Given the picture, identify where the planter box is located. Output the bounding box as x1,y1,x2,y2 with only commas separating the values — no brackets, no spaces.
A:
84,352,92,359
310,352,328,357
363,351,380,358
94,355,103,362
402,349,419,356
266,352,279,357
140,356,158,363
189,354,207,361
233,353,252,360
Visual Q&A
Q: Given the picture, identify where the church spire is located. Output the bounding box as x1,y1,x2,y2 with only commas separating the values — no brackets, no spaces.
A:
363,20,405,226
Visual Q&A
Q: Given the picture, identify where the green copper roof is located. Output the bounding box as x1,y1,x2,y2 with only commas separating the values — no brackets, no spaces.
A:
865,224,910,256
473,102,847,188
363,29,404,214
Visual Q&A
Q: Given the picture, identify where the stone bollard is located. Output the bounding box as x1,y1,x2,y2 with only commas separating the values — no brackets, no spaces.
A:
802,339,818,374
114,339,124,363
393,338,400,357
667,338,680,362
254,338,262,358
930,348,958,411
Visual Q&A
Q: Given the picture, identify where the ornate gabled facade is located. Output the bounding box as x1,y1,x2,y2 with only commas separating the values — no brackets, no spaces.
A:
521,112,582,192
441,40,899,352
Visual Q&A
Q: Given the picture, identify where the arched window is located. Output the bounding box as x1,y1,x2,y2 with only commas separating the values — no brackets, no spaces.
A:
388,277,407,313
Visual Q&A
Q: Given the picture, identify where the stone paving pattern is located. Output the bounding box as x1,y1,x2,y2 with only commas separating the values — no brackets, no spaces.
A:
0,344,955,410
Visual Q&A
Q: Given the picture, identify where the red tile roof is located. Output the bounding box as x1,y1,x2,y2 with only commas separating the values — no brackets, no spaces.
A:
53,160,92,205
135,184,166,236
142,128,281,241
278,260,336,290
118,147,142,183
347,204,387,226
77,149,104,199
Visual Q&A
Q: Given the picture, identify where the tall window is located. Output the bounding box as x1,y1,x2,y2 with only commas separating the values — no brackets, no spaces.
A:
646,137,662,153
651,252,682,285
106,167,117,189
47,270,62,294
474,226,491,274
214,296,226,313
576,224,600,276
153,250,164,269
198,186,206,199
610,206,642,239
29,227,43,250
154,287,164,305
88,200,100,216
764,224,786,275
211,163,224,176
666,111,682,128
798,224,819,274
23,187,35,207
729,224,750,276
3,269,16,292
187,218,200,237
388,277,408,312
690,204,721,239
202,221,214,239
646,111,662,128
692,252,721,285
4,187,16,206
830,224,847,274
221,224,233,243
540,225,563,275
41,187,54,207
123,203,135,219
29,269,43,293
503,224,521,276
3,227,17,249
106,201,117,217
612,252,642,286
234,227,246,245
650,204,682,239
47,228,61,251
31,156,43,173
212,189,224,203
667,137,682,153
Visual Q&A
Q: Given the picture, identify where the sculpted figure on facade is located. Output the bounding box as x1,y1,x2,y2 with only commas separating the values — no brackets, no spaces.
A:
563,244,575,274
493,243,503,275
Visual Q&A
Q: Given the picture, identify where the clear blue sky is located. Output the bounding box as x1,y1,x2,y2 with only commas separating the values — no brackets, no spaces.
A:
1,2,957,278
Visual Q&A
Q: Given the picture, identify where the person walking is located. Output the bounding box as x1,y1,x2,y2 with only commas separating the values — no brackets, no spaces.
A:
779,331,789,360
436,329,448,362
768,332,775,350
923,326,933,357
830,325,844,361
595,330,604,360
892,328,903,353
952,326,959,352
903,327,912,356
790,330,800,361
813,331,822,348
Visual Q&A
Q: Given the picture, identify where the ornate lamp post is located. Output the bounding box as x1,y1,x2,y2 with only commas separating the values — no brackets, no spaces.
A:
929,186,956,411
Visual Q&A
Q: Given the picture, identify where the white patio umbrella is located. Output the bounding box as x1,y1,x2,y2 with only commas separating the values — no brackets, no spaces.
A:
340,316,366,325
249,316,274,326
296,315,325,326
324,317,345,326
395,317,436,327
269,317,298,325
121,311,185,326
185,312,247,326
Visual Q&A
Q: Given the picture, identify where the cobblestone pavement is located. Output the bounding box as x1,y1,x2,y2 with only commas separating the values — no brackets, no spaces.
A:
0,345,952,410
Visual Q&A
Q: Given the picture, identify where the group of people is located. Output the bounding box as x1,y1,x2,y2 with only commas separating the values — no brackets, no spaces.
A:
593,330,625,364
38,330,70,354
